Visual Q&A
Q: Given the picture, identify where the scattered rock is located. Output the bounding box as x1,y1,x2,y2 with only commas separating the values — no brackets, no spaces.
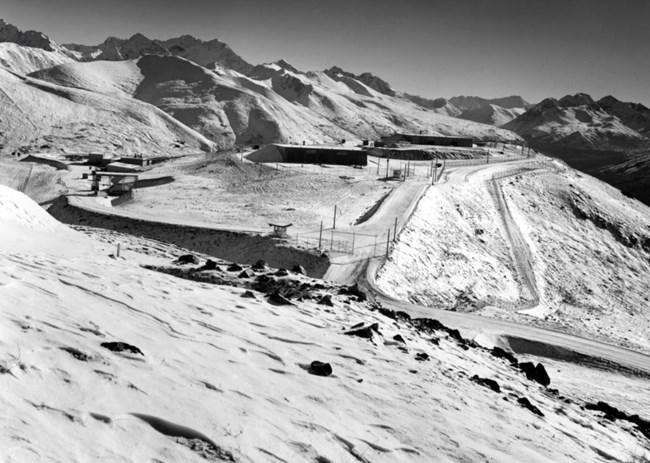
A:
471,375,501,393
275,268,289,277
415,352,429,361
267,291,294,306
585,401,650,439
339,283,367,302
308,361,333,377
517,397,544,417
227,263,243,272
344,322,380,339
238,269,254,279
201,259,218,270
176,254,199,265
100,342,144,356
252,260,266,271
60,347,91,362
317,294,334,306
491,347,518,365
518,362,551,387
241,290,256,299
292,264,306,275
393,334,406,343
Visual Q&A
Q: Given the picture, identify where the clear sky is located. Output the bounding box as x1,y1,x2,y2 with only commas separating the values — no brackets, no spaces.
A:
3,0,649,105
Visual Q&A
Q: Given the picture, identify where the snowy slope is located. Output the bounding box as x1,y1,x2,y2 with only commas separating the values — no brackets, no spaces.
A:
1,184,649,462
0,68,215,156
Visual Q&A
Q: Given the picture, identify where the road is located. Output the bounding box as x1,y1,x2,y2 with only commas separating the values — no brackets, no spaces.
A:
323,156,650,376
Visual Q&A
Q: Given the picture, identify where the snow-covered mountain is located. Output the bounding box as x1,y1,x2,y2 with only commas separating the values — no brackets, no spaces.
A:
597,95,650,137
450,95,530,112
0,19,73,74
503,93,649,150
458,104,526,126
28,55,520,148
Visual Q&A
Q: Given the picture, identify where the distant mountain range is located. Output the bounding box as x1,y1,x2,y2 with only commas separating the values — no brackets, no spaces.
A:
1,18,649,205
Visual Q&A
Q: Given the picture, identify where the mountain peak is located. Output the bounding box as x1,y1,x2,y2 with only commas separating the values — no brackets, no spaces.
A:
558,93,596,108
0,18,57,51
323,66,395,96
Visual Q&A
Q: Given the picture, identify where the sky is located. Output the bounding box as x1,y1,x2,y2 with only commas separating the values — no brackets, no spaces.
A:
3,0,649,105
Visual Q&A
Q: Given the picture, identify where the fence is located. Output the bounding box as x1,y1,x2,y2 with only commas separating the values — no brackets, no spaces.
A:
293,227,389,258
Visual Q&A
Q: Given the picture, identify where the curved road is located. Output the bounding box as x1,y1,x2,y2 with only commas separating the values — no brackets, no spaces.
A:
325,157,650,376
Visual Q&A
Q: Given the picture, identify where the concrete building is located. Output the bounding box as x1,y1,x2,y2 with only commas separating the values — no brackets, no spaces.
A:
247,144,367,166
381,134,474,148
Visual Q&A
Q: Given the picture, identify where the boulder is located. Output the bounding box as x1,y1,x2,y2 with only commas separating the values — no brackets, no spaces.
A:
275,268,289,277
176,254,199,265
517,397,544,417
470,375,501,393
308,361,333,377
415,352,429,362
344,322,380,339
238,270,254,279
252,260,266,271
267,291,294,306
227,263,243,272
518,362,551,387
291,264,307,275
100,341,144,356
202,259,218,270
317,294,334,306
491,347,518,365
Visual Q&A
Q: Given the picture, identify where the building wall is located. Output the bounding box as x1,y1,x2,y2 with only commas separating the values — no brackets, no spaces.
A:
381,134,474,148
281,146,367,166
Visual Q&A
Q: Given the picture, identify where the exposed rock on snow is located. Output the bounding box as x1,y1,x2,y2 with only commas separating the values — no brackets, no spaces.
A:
458,103,525,126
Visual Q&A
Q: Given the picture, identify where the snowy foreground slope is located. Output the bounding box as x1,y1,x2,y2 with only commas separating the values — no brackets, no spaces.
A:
1,185,650,462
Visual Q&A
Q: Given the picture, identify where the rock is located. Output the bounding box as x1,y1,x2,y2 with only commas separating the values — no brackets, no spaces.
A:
393,334,406,343
292,264,306,275
491,347,518,365
275,268,289,277
344,322,380,339
517,397,544,417
100,341,144,356
238,270,254,279
339,283,367,302
267,291,294,306
252,260,266,271
202,259,218,270
317,294,334,306
241,290,256,299
308,361,333,377
518,362,551,387
227,263,243,272
60,346,91,361
176,254,199,265
415,352,429,361
471,375,501,393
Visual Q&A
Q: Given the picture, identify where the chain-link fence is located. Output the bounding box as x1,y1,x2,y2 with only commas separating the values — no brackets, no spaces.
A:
293,228,390,258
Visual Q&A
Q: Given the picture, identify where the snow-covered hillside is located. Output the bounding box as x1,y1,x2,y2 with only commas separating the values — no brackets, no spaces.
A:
2,184,649,462
0,68,214,156
377,158,650,354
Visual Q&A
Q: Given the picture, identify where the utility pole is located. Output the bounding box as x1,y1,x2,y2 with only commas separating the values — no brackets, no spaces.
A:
333,204,337,229
394,217,398,242
386,157,390,179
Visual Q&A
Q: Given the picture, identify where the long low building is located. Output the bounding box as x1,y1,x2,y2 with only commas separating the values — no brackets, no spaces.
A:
247,144,367,166
381,134,474,148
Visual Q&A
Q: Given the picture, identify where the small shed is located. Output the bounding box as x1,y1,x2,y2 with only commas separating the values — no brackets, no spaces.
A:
269,223,292,238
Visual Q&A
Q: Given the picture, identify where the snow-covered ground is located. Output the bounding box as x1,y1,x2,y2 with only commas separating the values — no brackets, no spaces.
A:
377,158,650,354
2,184,649,462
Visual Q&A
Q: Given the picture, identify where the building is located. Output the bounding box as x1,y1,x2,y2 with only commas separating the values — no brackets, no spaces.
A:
380,134,474,148
247,144,367,166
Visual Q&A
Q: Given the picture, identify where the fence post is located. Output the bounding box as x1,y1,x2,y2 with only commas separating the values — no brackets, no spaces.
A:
330,229,334,251
386,229,391,257
333,204,337,229
394,217,398,242
318,221,323,249
116,243,120,258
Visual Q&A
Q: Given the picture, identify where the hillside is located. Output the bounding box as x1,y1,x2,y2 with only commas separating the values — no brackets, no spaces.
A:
0,67,214,156
2,184,650,462
597,149,650,206
598,95,650,137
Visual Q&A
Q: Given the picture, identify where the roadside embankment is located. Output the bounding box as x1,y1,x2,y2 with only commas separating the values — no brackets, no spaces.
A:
47,195,330,278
